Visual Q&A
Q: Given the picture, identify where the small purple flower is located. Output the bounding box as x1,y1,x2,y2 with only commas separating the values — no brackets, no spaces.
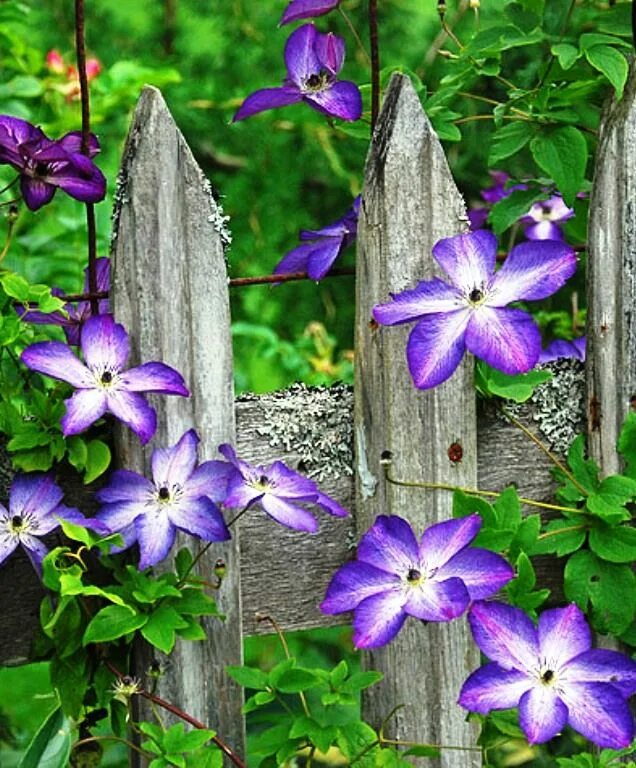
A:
539,336,586,364
280,0,340,25
372,230,577,390
210,444,348,533
459,601,636,748
233,24,362,123
0,472,105,575
321,514,514,649
96,430,230,570
20,314,189,444
17,257,110,345
275,196,359,280
0,116,106,211
522,195,574,241
469,172,527,232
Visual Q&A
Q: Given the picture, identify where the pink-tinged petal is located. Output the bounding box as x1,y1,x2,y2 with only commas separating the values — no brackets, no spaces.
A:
459,662,532,714
437,548,514,600
405,576,470,622
406,310,471,389
432,230,497,294
136,509,176,570
260,494,319,532
315,491,348,517
419,515,482,571
96,470,153,504
280,0,340,25
80,315,129,372
58,131,100,157
21,341,92,388
519,686,568,744
306,80,362,121
321,561,399,613
489,241,576,305
284,24,320,83
0,534,19,567
50,165,106,204
561,682,635,748
10,473,63,520
20,177,56,211
186,460,234,503
373,278,463,326
96,500,147,533
352,589,407,649
106,390,156,445
168,497,230,542
468,601,539,673
151,429,199,488
21,534,50,574
524,220,564,241
357,515,419,575
314,32,344,75
61,389,108,435
563,649,636,698
233,87,302,121
465,306,541,374
537,604,591,670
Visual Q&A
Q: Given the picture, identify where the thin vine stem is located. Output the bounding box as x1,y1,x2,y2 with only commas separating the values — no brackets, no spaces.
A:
339,6,371,65
368,0,380,131
72,734,154,760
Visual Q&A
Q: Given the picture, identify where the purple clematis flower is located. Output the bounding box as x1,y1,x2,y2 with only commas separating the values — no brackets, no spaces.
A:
274,196,359,280
209,444,348,533
0,472,106,575
0,115,106,211
459,601,636,748
522,195,574,241
468,171,527,231
17,257,110,345
233,24,362,123
539,335,586,364
20,314,189,445
96,430,230,571
280,0,340,25
372,230,577,390
320,514,514,649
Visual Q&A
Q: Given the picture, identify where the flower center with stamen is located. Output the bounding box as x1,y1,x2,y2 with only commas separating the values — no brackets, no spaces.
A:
304,71,330,93
158,487,170,500
469,288,483,303
101,371,113,384
10,515,23,531
540,669,556,686
407,568,422,583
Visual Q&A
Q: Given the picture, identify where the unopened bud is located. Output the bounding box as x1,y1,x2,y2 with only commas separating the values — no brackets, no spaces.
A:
380,450,393,466
469,0,480,8
214,558,227,580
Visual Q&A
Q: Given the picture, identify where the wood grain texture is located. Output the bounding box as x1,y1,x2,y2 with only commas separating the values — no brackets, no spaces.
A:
110,86,244,754
353,73,479,768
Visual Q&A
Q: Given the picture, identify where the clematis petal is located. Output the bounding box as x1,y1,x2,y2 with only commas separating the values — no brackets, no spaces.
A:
58,131,100,157
21,341,93,388
306,80,362,121
306,238,344,279
233,87,303,121
280,0,340,25
48,164,106,204
284,24,321,83
524,220,564,241
437,547,514,600
315,491,348,517
432,230,497,294
136,509,176,570
21,535,50,575
357,515,419,575
406,310,470,389
218,443,256,477
96,500,151,533
0,533,19,567
468,601,539,673
260,494,319,532
352,589,407,649
106,390,157,445
519,686,568,744
458,662,532,714
20,177,56,211
314,32,344,75
537,604,592,670
80,314,129,372
418,515,482,571
489,240,576,305
405,576,470,622
465,306,541,374
121,361,189,396
223,474,265,510
186,460,235,503
373,278,463,326
561,682,635,749
321,561,399,613
151,429,199,487
96,469,153,504
9,473,63,520
274,243,316,275
562,649,636,698
168,496,230,542
267,461,318,499
61,389,108,435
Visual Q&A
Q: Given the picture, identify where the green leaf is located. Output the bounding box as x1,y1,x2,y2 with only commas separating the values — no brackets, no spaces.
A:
403,745,442,758
173,588,219,616
551,43,579,70
488,187,548,235
83,439,111,484
175,548,194,579
163,723,215,753
141,604,189,654
65,436,88,471
330,659,348,689
563,434,599,496
18,706,74,768
273,667,321,694
579,33,633,51
83,604,147,645
250,724,290,757
50,654,88,720
585,45,628,100
530,519,587,556
340,670,383,694
475,360,552,402
489,121,536,164
618,411,636,478
589,524,636,563
226,665,269,690
336,722,379,768
530,126,588,207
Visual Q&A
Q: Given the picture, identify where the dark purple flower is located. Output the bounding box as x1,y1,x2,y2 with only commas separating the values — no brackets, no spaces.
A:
0,472,106,575
459,601,636,748
210,443,348,533
233,24,362,123
468,172,527,232
96,430,230,570
274,196,359,280
522,195,574,241
20,314,189,444
0,116,106,211
17,257,110,345
321,515,513,649
280,0,340,24
539,336,586,364
372,230,577,390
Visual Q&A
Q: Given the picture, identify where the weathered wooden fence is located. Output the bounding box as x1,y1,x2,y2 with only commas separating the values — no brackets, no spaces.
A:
0,67,632,767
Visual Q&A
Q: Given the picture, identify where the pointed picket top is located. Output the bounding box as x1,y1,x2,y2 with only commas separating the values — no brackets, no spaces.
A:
111,86,244,755
354,73,480,767
587,65,636,474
